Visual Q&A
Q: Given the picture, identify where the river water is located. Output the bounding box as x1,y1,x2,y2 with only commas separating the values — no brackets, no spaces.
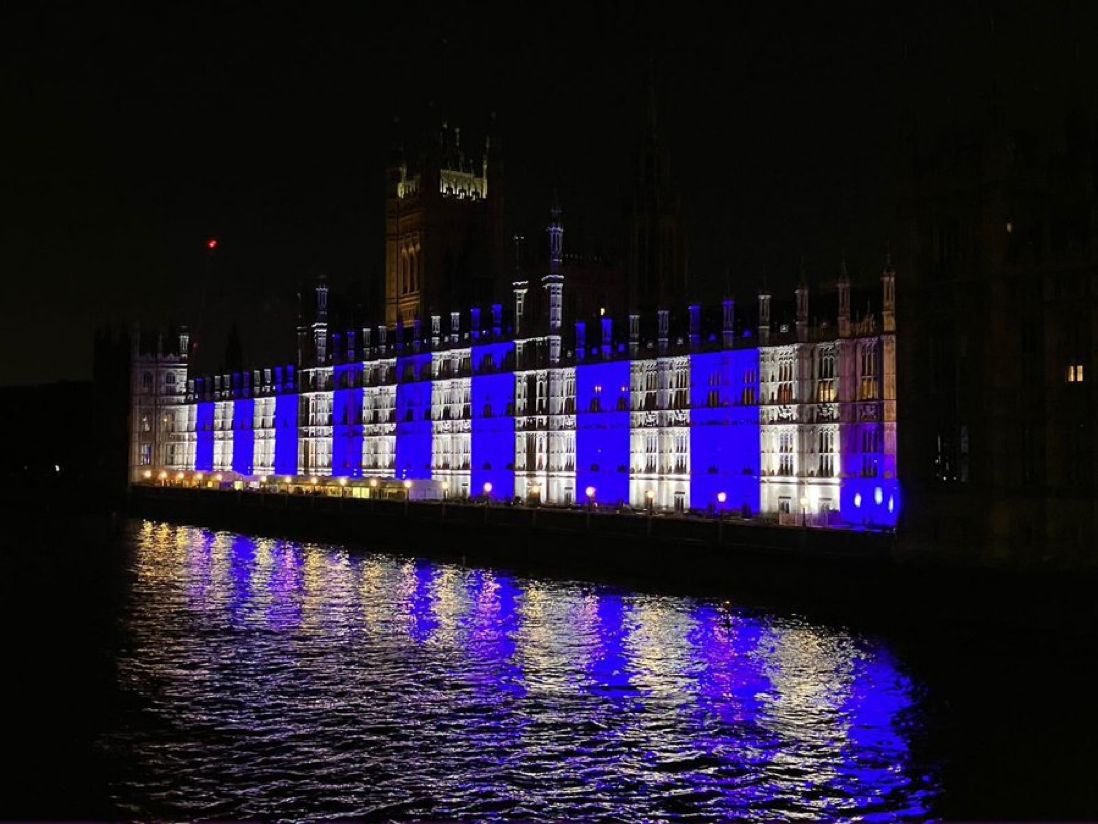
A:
4,517,1096,821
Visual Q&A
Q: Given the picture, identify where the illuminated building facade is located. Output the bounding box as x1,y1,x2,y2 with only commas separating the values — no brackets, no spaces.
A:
133,211,900,529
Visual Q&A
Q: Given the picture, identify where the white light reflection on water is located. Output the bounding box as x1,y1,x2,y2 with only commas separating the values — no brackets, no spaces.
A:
110,521,938,821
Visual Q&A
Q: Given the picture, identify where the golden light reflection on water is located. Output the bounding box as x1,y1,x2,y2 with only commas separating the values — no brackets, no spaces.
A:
117,522,936,822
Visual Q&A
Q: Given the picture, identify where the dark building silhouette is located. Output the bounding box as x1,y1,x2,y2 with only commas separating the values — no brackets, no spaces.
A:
626,70,688,315
897,109,1098,568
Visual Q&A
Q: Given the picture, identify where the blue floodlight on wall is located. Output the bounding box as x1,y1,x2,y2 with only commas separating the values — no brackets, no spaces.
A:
576,360,631,506
232,398,255,476
195,401,214,472
839,420,900,528
274,391,298,476
395,353,433,480
471,341,516,500
689,350,761,514
332,363,364,478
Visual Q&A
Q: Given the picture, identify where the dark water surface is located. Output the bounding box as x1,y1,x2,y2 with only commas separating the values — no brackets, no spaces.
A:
3,516,1096,821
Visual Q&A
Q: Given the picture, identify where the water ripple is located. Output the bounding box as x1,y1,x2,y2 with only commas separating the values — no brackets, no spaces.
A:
103,520,939,821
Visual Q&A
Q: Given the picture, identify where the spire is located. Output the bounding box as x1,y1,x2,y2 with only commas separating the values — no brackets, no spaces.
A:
795,258,809,342
838,253,852,338
547,194,564,276
882,247,896,333
543,197,565,363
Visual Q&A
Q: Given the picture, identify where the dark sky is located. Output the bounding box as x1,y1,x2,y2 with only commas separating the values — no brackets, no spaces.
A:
3,1,1095,383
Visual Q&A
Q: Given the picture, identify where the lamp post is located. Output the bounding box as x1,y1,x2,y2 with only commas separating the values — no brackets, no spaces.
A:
800,495,808,527
645,488,655,514
483,481,493,503
585,485,596,508
716,490,727,522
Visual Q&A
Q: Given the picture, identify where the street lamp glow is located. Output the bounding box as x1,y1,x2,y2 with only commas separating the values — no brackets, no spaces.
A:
369,478,379,488
214,473,223,482
158,470,167,480
338,477,347,486
310,476,319,485
716,491,727,504
196,472,204,481
143,470,152,479
645,489,654,500
176,472,184,481
402,479,412,490
483,481,493,495
585,485,596,500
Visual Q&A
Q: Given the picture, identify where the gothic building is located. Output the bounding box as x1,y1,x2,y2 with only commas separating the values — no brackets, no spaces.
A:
133,203,899,530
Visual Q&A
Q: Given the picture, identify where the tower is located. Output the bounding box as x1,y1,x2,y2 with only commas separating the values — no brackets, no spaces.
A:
512,232,528,336
542,200,565,364
384,117,505,328
795,263,809,343
837,255,852,338
312,276,329,367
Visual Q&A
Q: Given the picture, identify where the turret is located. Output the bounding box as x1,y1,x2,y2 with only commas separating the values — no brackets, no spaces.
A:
837,255,851,338
795,266,809,343
757,290,772,346
312,276,329,366
882,253,896,333
512,232,528,336
721,299,735,348
542,199,565,364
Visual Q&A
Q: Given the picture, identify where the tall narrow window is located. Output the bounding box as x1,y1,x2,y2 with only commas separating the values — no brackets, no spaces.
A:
816,349,836,402
779,430,794,476
859,343,879,400
777,357,794,404
818,430,834,477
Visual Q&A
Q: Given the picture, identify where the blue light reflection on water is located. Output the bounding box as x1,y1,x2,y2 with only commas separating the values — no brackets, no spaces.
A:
112,521,938,821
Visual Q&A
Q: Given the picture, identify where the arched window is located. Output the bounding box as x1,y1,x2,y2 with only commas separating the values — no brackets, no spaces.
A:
142,372,153,390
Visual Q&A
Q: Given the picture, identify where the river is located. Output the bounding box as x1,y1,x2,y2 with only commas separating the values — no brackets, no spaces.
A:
3,516,1095,821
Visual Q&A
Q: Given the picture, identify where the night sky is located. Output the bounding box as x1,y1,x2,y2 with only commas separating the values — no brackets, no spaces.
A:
4,2,1094,384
